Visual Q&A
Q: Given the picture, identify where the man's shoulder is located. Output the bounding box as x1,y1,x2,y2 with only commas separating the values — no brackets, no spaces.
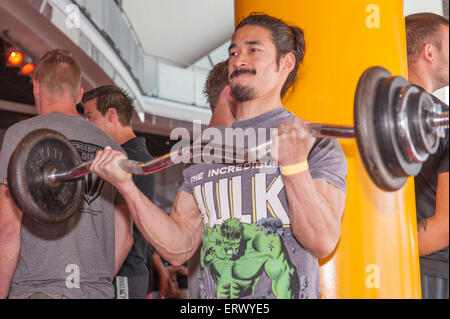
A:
272,108,297,124
256,107,297,128
2,113,123,154
3,113,47,133
4,113,90,134
1,115,51,150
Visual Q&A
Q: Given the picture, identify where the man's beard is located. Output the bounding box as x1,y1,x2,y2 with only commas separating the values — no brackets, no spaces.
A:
229,68,257,102
434,66,449,91
432,53,449,91
231,84,256,103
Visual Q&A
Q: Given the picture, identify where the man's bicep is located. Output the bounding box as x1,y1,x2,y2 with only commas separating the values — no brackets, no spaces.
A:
308,138,348,193
313,179,346,220
170,190,203,248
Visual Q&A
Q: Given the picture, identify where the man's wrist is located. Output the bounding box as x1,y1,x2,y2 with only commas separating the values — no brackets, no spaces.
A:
116,180,137,196
280,160,309,176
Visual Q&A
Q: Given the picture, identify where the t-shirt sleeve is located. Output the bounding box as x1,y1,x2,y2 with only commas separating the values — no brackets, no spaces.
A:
437,138,449,174
0,124,26,182
179,164,193,195
307,137,348,193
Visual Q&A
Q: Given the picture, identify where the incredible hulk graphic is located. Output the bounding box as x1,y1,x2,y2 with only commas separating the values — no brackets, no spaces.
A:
200,218,298,299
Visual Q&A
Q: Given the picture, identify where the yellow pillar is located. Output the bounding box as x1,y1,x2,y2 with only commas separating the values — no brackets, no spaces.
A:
235,0,421,298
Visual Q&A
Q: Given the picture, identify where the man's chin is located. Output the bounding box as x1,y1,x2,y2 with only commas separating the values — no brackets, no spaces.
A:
231,84,256,103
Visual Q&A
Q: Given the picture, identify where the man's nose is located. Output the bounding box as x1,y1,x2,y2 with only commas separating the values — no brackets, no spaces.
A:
233,51,250,69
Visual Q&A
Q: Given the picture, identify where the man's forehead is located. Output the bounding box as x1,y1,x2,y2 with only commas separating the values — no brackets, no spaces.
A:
230,25,272,46
83,99,97,111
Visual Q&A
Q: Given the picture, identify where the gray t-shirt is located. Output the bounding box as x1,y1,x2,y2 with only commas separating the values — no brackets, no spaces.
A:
0,113,124,299
180,107,347,299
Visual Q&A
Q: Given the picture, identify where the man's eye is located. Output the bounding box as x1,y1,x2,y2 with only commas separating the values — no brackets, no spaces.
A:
230,52,238,57
251,48,260,53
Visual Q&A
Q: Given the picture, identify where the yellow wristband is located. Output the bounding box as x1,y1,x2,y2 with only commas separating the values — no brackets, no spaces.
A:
280,161,309,176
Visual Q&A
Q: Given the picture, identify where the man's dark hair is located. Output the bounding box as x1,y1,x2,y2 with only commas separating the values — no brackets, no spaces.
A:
203,60,229,111
82,85,135,126
405,13,449,65
235,13,306,98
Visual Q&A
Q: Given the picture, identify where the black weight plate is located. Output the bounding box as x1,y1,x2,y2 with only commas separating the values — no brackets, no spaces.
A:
354,66,408,191
377,76,422,177
408,90,439,155
8,129,83,224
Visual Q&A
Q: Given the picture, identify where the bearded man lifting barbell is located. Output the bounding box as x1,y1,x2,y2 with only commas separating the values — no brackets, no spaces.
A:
90,13,348,299
0,49,133,299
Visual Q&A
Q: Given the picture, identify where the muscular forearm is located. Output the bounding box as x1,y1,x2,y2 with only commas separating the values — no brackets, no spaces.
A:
417,217,449,256
118,183,199,266
0,223,21,298
0,187,23,298
283,173,342,258
418,172,449,256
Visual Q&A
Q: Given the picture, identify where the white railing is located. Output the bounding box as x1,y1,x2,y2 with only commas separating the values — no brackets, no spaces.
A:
72,0,211,107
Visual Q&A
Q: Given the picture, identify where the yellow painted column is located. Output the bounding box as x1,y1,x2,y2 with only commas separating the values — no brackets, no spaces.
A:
235,0,421,298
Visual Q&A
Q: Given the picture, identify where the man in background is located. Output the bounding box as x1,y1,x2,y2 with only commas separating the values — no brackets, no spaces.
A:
82,85,187,299
83,85,155,299
0,50,132,299
204,60,235,128
406,12,449,299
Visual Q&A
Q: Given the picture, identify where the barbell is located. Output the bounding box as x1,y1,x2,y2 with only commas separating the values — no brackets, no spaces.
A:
3,66,449,225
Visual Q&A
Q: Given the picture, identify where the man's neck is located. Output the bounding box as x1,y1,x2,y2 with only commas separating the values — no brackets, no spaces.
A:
115,126,136,146
39,97,81,117
235,93,284,122
408,65,434,93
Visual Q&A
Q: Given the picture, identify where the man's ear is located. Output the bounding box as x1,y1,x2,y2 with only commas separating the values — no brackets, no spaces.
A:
422,43,437,64
76,87,84,104
107,107,118,123
223,84,234,104
280,52,296,74
33,78,39,98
